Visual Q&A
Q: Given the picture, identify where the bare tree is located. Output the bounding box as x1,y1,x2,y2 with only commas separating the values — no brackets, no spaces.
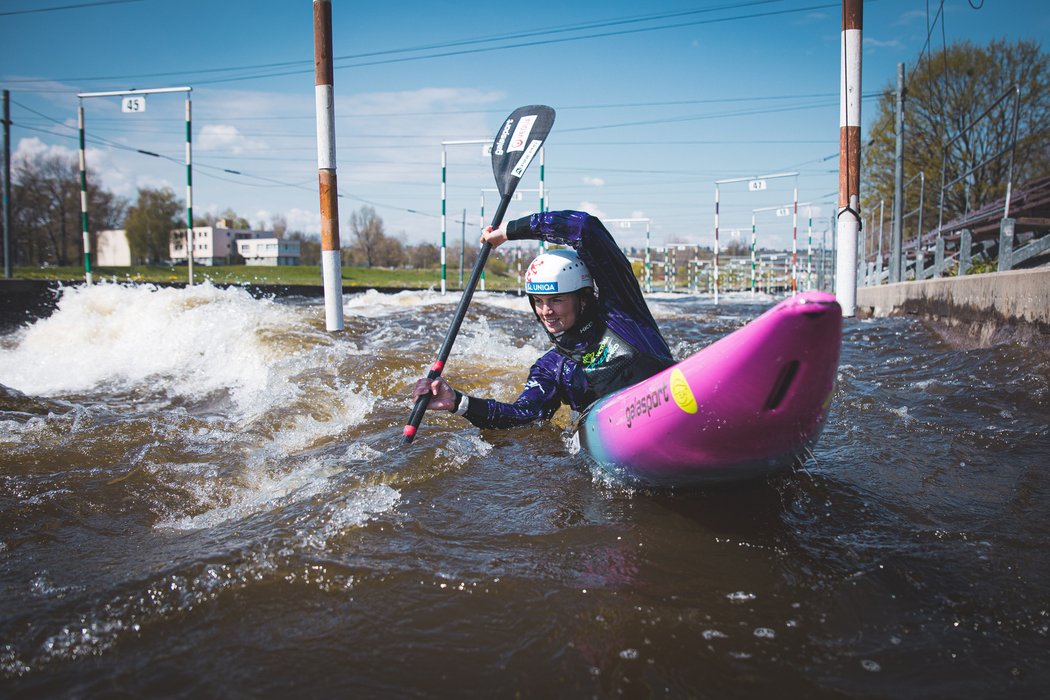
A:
11,150,125,267
269,214,288,239
348,206,385,267
405,242,439,269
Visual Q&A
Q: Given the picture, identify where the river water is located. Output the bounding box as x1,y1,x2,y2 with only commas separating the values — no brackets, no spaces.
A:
1,282,1048,698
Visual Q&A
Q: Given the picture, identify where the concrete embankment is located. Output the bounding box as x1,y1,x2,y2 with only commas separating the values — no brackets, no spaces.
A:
856,267,1050,349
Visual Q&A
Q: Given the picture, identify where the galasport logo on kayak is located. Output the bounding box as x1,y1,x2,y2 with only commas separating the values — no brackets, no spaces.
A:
625,384,672,428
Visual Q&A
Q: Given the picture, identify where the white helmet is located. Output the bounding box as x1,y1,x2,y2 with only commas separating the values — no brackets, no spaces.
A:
524,249,593,295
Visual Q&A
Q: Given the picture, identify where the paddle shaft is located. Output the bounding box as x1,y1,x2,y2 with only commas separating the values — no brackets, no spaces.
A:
401,193,512,444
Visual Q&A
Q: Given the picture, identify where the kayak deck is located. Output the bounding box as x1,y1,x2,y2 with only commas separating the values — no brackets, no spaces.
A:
575,292,842,487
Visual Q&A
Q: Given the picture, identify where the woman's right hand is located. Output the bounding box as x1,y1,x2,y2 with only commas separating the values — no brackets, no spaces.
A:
481,224,508,249
411,376,457,411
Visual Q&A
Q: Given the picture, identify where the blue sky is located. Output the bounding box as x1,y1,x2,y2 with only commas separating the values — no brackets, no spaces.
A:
2,0,1044,251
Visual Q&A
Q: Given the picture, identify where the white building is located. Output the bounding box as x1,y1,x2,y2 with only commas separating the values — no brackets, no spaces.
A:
169,219,298,266
96,229,132,266
236,237,301,266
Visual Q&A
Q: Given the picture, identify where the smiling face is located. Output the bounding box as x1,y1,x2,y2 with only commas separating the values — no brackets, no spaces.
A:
531,293,582,335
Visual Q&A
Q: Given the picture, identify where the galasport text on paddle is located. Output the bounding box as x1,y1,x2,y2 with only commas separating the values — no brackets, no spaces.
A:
401,105,556,445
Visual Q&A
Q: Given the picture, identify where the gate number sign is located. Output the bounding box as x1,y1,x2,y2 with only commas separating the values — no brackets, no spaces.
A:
122,96,146,113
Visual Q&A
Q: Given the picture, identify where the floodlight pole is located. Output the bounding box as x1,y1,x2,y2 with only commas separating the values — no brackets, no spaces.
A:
78,86,193,286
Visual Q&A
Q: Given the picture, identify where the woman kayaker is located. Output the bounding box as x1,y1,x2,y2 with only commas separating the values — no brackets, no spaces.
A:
411,210,674,429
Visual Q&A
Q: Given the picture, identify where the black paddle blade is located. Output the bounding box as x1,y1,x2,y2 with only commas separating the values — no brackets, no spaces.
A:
490,105,555,200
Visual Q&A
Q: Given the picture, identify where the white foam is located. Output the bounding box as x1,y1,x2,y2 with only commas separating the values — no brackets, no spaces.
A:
2,283,287,390
0,283,343,420
343,288,454,318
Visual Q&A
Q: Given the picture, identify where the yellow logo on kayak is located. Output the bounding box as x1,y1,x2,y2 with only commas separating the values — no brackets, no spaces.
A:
670,368,697,414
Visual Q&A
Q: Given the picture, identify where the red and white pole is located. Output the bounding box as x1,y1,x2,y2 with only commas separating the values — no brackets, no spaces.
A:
836,0,862,316
791,184,798,293
314,0,344,331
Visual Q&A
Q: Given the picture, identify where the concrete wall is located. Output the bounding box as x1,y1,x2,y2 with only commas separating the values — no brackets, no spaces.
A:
856,268,1050,348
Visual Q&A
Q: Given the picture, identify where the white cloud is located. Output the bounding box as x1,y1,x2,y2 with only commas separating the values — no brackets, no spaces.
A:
864,37,903,50
13,136,147,199
582,176,605,187
796,11,831,25
285,207,322,235
14,136,62,162
577,201,607,220
197,124,266,154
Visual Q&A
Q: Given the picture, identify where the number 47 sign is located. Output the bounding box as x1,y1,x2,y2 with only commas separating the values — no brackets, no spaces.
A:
122,96,146,113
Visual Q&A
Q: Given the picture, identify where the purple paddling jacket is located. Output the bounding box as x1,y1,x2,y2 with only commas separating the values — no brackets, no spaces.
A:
461,211,674,429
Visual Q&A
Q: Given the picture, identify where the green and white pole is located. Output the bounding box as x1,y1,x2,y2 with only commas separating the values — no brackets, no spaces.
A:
185,94,194,286
644,221,651,293
77,101,92,285
538,147,546,252
713,185,720,303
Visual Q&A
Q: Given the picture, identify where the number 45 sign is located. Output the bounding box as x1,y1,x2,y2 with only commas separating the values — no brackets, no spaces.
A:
122,96,146,113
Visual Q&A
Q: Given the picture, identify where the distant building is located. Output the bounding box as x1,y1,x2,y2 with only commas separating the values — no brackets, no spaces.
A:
236,237,301,266
168,219,298,266
96,230,132,266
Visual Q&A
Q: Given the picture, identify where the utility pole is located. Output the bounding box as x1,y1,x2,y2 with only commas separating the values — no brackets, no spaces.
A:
890,62,905,283
3,89,10,279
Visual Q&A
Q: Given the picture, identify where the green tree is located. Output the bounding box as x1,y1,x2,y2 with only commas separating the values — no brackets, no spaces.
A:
125,187,182,264
863,39,1050,238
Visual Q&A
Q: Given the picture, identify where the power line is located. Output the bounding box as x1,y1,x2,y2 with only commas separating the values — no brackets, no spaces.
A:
9,1,840,88
0,0,148,17
6,1,799,87
197,2,843,86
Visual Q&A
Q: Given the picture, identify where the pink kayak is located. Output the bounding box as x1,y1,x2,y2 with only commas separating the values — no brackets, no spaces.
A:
575,291,842,487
